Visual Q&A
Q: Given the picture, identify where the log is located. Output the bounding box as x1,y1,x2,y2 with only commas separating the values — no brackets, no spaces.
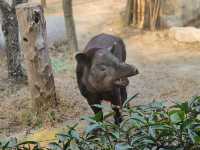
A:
16,3,58,113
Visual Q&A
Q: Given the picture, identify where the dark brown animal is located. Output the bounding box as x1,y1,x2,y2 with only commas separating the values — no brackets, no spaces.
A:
75,33,139,124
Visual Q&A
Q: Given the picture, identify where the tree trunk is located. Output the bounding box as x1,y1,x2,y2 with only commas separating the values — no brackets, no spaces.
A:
41,0,47,8
124,0,162,30
62,0,78,57
125,0,133,25
16,3,58,113
0,0,27,81
136,0,145,28
147,0,162,30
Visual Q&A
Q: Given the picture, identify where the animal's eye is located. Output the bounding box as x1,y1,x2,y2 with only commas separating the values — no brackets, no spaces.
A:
98,65,106,71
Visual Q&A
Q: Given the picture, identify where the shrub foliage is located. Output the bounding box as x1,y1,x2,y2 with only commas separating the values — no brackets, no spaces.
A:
1,96,200,150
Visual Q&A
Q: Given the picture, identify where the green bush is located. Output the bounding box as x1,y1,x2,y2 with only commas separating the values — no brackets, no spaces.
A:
1,96,200,150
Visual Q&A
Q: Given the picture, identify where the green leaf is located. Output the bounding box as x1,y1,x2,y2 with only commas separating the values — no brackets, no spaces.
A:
104,111,115,120
148,126,156,139
66,123,79,131
151,124,172,130
80,116,97,124
181,118,193,129
175,102,190,114
150,100,165,110
0,138,17,149
70,141,80,150
56,133,69,143
7,138,17,148
131,135,146,144
2,141,9,150
194,125,200,132
48,142,62,150
130,113,147,127
189,96,200,112
70,130,80,140
197,114,200,120
85,124,101,134
169,110,185,124
131,136,155,148
188,129,200,144
141,139,155,145
91,112,103,122
110,131,120,139
115,143,132,150
123,93,138,108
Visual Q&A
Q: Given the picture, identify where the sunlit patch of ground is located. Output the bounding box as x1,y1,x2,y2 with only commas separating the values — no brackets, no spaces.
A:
24,121,88,147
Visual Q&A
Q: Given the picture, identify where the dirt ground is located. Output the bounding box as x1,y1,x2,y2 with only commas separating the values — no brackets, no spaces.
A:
0,0,200,139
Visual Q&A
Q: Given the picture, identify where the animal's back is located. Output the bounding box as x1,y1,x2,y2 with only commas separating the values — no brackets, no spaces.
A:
84,33,126,61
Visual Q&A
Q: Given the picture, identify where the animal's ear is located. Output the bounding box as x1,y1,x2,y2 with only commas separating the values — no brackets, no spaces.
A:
75,53,90,64
108,42,116,54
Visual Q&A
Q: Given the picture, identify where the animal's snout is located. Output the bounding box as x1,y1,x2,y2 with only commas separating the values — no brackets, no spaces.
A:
122,63,139,77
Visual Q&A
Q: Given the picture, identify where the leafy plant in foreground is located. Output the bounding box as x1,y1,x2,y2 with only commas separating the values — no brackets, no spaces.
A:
1,96,200,150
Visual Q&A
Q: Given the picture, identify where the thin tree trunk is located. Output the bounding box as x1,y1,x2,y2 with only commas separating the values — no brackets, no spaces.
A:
63,0,78,57
136,0,145,28
146,0,161,30
124,0,162,30
0,0,27,81
125,0,133,25
16,3,58,113
41,0,47,8
132,0,137,25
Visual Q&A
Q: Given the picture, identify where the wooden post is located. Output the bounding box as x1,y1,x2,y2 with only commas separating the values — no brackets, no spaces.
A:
16,3,58,113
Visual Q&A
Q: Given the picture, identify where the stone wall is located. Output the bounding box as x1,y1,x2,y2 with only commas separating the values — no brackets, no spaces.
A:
161,0,200,28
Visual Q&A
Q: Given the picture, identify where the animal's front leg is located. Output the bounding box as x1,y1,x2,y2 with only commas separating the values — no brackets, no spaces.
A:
87,96,103,122
111,87,123,125
120,86,127,104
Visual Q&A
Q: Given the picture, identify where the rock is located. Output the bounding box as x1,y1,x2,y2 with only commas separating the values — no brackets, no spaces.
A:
161,0,200,28
169,27,200,43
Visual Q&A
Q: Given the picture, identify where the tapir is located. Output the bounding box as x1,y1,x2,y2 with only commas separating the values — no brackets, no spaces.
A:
75,33,139,124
